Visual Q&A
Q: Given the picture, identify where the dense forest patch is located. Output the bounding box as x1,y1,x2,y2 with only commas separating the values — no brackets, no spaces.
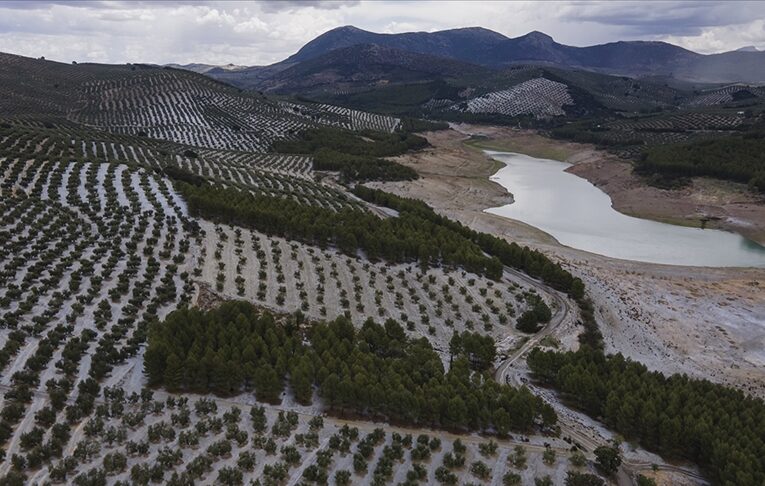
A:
637,132,765,192
145,301,557,433
272,127,425,182
273,127,428,157
527,348,765,486
312,148,418,182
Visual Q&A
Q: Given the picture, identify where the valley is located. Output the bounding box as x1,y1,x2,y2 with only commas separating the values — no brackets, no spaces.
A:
1,11,765,486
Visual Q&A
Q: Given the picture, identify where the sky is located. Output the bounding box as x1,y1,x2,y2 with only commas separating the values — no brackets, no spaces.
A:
0,1,763,66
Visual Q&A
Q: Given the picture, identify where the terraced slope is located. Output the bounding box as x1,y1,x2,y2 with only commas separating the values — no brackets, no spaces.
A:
0,52,400,152
452,78,574,119
687,84,765,107
0,120,573,484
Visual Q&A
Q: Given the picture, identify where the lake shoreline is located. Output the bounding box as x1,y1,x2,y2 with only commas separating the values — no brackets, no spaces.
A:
483,150,765,268
497,129,765,246
461,124,765,246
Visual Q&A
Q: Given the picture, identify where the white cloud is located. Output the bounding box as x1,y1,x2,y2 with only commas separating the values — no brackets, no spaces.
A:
663,19,765,54
0,1,761,66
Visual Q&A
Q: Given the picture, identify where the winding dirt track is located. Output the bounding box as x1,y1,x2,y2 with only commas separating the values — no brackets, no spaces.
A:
493,266,706,485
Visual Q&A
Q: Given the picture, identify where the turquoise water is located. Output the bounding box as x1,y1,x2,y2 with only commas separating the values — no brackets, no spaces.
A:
485,151,765,267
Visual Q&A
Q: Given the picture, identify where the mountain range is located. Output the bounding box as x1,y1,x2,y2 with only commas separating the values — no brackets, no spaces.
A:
189,25,765,93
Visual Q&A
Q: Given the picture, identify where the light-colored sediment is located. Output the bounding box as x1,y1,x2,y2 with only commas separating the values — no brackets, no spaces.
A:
375,125,765,398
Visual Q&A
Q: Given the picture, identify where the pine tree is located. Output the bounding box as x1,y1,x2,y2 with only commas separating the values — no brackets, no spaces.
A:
143,344,167,386
163,354,184,391
254,364,282,403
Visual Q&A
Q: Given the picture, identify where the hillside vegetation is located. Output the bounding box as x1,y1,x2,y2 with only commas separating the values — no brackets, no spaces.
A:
146,301,557,433
638,131,765,192
528,349,765,486
272,127,425,182
177,178,585,297
0,52,402,153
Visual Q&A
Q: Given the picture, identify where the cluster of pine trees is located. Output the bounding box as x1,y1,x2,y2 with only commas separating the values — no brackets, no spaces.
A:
145,302,557,434
273,127,428,157
527,348,765,485
179,179,585,295
550,123,643,147
161,165,205,187
448,330,496,371
515,295,552,333
272,127,425,182
352,187,586,299
399,117,450,132
179,182,504,278
638,132,765,192
312,148,418,182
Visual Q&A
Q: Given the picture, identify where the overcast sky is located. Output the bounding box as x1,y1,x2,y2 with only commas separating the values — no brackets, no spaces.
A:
1,1,763,66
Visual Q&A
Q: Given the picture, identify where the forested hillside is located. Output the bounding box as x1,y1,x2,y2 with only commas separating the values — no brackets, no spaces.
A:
638,131,765,192
272,127,425,182
527,349,765,485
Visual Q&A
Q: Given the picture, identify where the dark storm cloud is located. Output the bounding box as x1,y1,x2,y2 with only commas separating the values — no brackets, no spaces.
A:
560,1,762,37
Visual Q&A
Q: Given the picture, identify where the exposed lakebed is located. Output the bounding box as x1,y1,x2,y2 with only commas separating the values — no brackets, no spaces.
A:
485,151,765,267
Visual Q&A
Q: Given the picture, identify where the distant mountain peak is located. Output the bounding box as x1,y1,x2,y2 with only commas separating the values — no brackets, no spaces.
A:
440,26,509,38
521,31,554,43
736,45,760,52
329,25,367,34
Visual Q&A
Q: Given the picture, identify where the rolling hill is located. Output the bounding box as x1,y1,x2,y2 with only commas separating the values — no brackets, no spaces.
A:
0,51,401,152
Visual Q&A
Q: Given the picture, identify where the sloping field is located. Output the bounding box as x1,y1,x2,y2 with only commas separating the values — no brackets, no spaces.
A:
0,53,400,152
453,78,574,119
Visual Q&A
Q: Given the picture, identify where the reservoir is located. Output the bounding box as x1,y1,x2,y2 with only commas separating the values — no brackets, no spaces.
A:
485,151,765,267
